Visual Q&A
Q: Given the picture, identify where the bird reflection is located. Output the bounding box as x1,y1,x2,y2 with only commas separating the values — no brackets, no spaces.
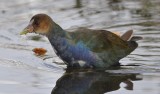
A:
51,69,142,94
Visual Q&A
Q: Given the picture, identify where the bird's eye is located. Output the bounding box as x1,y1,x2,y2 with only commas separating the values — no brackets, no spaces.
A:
34,20,39,26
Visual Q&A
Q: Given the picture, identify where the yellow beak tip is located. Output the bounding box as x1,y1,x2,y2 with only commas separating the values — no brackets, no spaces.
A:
20,30,28,35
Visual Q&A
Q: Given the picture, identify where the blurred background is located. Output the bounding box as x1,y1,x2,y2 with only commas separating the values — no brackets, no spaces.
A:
0,0,160,94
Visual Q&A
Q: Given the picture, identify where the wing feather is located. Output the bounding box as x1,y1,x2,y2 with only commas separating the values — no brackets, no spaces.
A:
68,28,137,65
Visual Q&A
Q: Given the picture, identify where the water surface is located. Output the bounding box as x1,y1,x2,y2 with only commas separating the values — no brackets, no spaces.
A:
0,0,160,94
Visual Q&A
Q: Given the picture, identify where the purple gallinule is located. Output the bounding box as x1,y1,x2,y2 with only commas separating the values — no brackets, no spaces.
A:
20,14,142,69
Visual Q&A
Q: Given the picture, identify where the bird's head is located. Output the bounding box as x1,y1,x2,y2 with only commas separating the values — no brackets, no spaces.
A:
20,14,54,35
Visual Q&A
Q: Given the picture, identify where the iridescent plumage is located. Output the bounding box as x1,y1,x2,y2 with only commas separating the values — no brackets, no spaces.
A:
21,14,142,69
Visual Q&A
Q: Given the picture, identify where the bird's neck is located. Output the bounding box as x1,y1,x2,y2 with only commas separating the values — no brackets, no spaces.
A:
47,23,67,38
46,23,70,54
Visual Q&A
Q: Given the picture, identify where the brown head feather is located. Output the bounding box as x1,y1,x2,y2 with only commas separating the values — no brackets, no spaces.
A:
30,14,54,34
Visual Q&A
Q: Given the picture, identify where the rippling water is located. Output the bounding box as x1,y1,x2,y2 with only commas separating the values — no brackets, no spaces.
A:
0,0,160,94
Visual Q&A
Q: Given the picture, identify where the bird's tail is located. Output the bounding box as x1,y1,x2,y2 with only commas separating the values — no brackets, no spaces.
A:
121,30,133,41
121,30,143,41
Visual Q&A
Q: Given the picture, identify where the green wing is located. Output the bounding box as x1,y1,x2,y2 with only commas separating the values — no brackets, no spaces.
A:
68,27,138,66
